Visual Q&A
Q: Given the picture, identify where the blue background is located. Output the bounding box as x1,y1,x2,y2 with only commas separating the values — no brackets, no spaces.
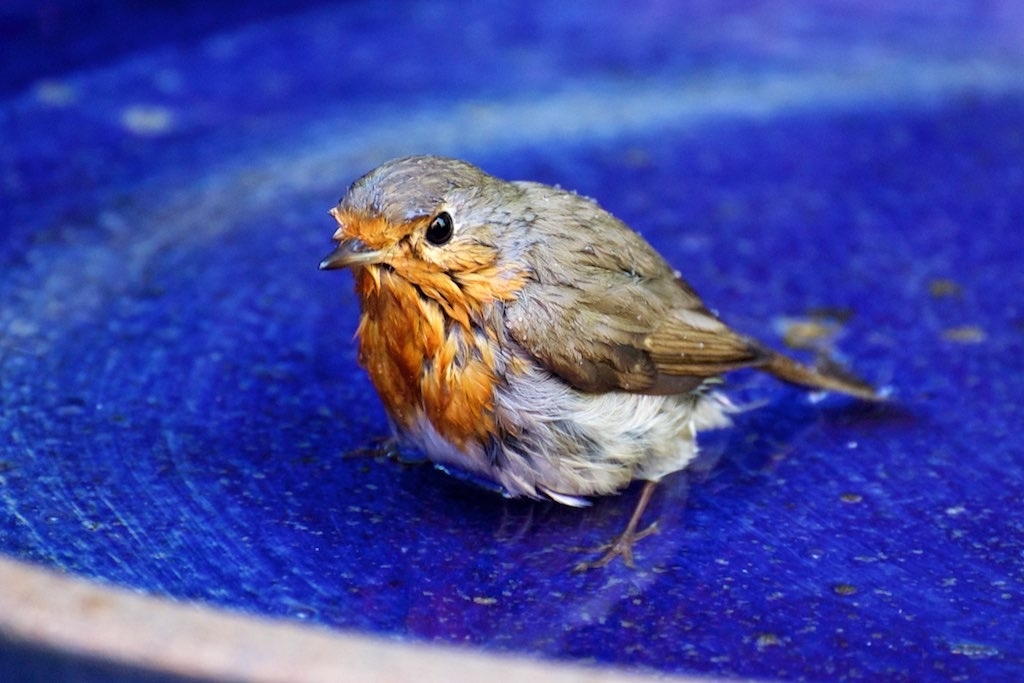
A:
2,1,1023,680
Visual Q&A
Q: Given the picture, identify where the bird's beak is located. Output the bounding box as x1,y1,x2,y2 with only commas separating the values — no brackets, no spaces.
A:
319,238,385,270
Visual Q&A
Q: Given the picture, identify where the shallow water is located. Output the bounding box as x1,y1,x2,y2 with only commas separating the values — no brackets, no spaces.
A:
2,2,1023,680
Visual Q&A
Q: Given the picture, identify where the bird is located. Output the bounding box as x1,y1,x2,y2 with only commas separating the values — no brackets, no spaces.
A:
319,155,878,570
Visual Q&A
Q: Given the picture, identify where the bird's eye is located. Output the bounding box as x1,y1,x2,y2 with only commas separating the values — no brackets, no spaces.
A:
425,212,454,246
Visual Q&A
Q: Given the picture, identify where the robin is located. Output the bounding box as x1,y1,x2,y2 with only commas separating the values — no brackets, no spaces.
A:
320,155,878,570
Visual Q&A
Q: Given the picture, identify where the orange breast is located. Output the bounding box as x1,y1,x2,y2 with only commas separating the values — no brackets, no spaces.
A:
354,268,500,450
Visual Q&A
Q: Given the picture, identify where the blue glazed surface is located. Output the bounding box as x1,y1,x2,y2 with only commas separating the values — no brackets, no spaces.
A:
2,2,1023,680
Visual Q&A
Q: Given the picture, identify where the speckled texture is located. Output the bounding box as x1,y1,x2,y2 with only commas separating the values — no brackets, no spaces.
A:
2,2,1024,681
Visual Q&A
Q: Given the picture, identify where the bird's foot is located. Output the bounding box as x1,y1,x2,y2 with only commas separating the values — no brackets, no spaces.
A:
573,521,659,572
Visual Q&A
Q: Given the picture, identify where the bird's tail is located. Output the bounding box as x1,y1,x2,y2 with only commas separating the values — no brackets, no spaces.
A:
757,345,880,401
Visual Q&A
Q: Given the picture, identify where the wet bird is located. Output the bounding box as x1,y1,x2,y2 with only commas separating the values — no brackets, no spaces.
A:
320,155,877,569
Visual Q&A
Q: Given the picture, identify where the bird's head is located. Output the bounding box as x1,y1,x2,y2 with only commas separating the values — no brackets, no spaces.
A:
320,156,531,327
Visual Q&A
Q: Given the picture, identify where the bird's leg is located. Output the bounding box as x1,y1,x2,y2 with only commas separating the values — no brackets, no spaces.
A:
574,480,660,571
346,436,426,464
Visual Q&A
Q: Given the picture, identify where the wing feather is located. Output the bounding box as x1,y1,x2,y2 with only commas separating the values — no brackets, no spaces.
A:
502,183,762,395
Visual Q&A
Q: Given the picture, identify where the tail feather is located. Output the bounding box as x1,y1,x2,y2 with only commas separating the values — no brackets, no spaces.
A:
757,346,880,402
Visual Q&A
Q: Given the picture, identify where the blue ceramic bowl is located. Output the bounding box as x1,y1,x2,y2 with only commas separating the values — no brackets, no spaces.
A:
2,2,1023,680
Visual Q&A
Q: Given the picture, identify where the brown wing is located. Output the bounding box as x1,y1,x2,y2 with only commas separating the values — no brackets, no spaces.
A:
506,272,878,400
502,181,877,399
641,292,766,378
505,267,765,396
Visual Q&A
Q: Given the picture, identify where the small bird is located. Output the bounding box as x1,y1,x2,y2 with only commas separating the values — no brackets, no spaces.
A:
320,155,877,570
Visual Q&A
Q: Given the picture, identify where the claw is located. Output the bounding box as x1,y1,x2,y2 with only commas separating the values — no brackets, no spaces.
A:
573,521,659,571
573,480,660,571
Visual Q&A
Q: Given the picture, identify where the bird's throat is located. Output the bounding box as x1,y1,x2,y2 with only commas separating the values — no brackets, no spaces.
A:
354,269,501,451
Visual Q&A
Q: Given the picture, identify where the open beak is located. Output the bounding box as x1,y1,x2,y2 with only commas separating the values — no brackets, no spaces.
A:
318,238,385,270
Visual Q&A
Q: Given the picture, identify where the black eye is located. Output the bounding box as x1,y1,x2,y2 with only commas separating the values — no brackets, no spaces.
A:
425,212,454,246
